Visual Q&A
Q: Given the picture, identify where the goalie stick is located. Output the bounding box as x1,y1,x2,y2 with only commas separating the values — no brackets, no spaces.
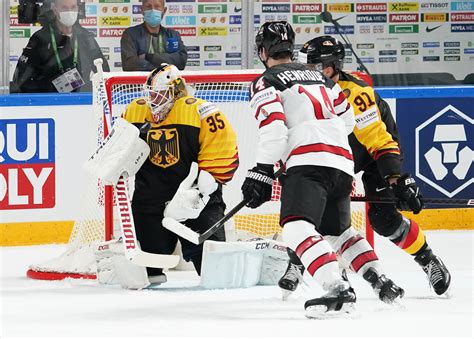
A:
115,177,180,268
351,196,474,207
163,197,251,245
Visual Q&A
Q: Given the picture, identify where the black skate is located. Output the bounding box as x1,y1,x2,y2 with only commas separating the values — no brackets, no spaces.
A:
304,279,356,319
415,252,451,296
147,268,167,287
278,261,304,300
363,268,404,304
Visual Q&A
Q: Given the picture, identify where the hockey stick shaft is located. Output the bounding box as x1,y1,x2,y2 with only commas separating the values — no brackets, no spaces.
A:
197,197,251,244
351,196,474,206
115,177,180,268
162,197,251,245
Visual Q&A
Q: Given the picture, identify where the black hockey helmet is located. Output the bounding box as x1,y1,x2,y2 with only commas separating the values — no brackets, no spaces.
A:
298,36,345,72
255,21,295,58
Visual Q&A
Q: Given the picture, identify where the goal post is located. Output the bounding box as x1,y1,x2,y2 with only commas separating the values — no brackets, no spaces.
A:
26,68,373,280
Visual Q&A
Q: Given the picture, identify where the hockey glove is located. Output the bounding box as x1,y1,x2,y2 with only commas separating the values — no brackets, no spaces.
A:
390,174,424,214
241,164,275,209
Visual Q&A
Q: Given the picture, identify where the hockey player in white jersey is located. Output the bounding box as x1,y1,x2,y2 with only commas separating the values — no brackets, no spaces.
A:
240,21,403,318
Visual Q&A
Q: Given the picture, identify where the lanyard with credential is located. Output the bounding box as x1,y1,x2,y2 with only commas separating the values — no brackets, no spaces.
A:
50,25,78,73
148,33,163,54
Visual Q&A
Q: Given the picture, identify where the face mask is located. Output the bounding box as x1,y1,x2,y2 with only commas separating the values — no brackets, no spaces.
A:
143,9,162,27
59,11,78,27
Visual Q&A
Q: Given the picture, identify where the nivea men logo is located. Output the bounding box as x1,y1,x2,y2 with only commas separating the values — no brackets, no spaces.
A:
262,4,290,12
451,24,474,32
356,14,387,23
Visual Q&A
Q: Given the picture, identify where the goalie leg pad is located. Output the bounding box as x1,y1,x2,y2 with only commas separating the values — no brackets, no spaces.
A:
94,239,151,290
200,240,288,289
84,118,150,185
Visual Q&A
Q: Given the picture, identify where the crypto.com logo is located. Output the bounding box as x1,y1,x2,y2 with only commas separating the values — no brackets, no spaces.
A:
415,105,473,197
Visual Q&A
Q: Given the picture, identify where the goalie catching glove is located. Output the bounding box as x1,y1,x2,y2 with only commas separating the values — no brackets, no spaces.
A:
164,162,218,222
84,118,150,185
241,163,275,208
390,174,424,214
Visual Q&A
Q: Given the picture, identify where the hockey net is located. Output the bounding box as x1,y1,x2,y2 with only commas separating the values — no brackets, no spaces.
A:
27,69,373,280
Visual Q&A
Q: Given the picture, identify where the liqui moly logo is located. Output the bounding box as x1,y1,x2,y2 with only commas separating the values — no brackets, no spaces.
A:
0,119,55,209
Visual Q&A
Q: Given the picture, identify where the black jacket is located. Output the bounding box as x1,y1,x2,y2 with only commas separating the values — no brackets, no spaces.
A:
120,24,187,71
11,23,109,93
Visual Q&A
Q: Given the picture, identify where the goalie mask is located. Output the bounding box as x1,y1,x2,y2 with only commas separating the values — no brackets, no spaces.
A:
144,64,187,123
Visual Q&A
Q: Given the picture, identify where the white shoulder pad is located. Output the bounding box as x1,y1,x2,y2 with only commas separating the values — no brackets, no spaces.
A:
198,101,220,120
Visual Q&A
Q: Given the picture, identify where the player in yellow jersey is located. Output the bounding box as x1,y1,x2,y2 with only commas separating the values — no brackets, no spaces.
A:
278,36,450,298
117,64,238,284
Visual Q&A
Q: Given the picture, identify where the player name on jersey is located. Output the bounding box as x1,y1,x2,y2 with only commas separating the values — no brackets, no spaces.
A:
276,69,325,85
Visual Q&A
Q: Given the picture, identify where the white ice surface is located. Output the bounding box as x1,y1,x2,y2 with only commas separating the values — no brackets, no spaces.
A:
1,230,473,338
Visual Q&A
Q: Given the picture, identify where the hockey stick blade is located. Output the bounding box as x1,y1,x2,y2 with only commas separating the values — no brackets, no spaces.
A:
163,198,251,245
162,217,200,244
129,250,180,269
351,196,474,206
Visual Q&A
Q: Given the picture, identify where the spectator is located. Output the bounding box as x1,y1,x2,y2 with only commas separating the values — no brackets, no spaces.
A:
11,0,109,93
120,0,187,71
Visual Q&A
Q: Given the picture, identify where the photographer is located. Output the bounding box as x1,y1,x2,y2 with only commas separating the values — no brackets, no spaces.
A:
120,0,187,71
11,0,109,93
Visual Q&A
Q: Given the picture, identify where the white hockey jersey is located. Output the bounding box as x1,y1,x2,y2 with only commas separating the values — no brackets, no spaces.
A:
249,62,355,177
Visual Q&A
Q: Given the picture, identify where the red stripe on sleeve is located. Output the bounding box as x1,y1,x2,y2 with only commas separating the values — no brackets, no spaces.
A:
334,91,346,107
254,97,282,120
259,112,286,128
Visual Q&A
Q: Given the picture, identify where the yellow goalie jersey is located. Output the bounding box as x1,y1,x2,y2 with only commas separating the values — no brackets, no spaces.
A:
122,96,239,207
338,71,402,178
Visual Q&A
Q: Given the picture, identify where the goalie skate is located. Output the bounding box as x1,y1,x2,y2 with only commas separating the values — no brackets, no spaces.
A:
363,268,404,304
304,280,356,319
